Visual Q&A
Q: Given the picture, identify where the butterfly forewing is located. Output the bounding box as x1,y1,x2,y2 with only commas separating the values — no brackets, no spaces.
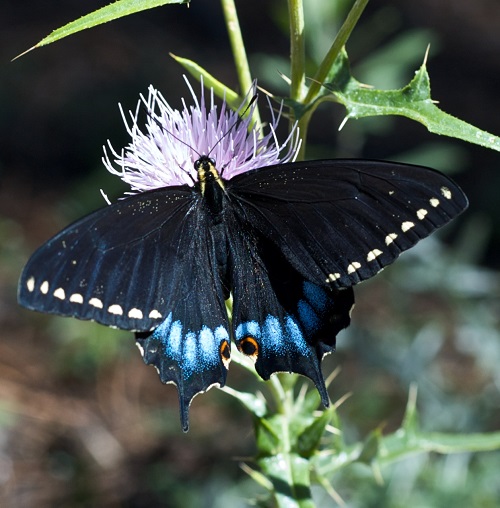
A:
19,183,232,431
19,186,198,331
228,159,468,288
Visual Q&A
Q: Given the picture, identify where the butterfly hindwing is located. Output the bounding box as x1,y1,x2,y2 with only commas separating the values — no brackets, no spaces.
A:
228,159,468,288
227,207,354,403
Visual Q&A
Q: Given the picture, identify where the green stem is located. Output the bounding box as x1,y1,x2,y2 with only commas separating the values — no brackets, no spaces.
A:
305,0,370,104
296,0,369,159
296,109,311,161
287,0,307,160
287,0,307,103
263,378,316,507
220,0,261,129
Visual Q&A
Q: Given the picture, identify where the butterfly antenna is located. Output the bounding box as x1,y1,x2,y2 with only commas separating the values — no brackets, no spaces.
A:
206,94,258,159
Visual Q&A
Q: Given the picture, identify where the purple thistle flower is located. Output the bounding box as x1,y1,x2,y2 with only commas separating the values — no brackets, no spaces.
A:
103,78,300,194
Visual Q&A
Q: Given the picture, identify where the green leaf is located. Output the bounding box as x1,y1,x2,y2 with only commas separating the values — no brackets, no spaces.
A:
378,428,500,465
171,54,247,111
315,423,500,477
17,0,187,57
401,383,420,435
314,386,500,477
226,347,262,378
171,53,264,129
240,463,274,492
298,383,322,413
357,428,381,465
297,408,332,457
325,49,500,152
259,453,315,508
220,385,267,418
255,417,282,456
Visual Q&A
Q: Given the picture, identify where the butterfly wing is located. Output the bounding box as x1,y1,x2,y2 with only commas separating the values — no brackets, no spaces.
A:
226,207,354,404
18,157,467,429
227,159,468,288
135,207,231,431
19,186,199,330
19,187,232,430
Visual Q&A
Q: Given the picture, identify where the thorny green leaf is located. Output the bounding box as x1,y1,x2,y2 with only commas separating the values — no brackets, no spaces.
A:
16,0,187,58
323,49,500,152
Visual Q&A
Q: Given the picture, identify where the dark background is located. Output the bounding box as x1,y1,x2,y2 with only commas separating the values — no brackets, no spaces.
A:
1,1,499,506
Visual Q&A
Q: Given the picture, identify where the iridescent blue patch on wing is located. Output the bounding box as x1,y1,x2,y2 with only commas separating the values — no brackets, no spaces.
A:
151,313,224,375
235,320,261,340
154,312,172,337
184,332,198,373
302,281,330,313
285,316,310,356
284,315,310,356
168,320,183,358
262,315,283,350
214,325,230,342
237,314,311,357
297,299,321,334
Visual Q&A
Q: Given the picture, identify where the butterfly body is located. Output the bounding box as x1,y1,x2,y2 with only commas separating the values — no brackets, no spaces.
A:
18,158,467,430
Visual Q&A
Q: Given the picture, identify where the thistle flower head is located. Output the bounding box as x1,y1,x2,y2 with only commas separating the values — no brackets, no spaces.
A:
103,78,300,194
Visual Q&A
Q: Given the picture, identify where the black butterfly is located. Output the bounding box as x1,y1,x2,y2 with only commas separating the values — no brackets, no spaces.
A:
18,157,467,430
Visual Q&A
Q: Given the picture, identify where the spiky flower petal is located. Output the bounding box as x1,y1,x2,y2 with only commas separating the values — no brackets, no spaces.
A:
103,78,300,194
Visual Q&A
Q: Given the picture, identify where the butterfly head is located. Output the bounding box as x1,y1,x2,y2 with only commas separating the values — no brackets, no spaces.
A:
195,156,224,194
194,155,216,174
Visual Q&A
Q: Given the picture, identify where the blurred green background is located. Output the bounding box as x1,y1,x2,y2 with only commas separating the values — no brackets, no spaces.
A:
1,0,499,506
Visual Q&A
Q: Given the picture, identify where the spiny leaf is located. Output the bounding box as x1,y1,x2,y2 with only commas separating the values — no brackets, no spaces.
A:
357,428,382,465
379,428,500,465
401,383,419,435
324,48,500,152
16,0,188,59
255,417,282,456
220,385,267,418
297,408,333,457
314,428,500,478
259,454,316,508
313,386,500,477
240,463,274,492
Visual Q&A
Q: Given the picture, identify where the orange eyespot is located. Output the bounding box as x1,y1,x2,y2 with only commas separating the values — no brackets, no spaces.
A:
238,336,259,358
220,340,231,369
